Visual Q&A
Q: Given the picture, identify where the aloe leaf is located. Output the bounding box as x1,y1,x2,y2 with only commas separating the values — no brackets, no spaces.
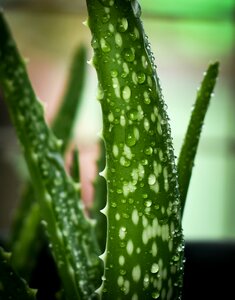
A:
0,11,101,300
10,196,43,279
51,45,86,152
0,247,36,300
86,0,184,298
92,139,107,252
9,183,37,245
9,45,86,279
177,62,219,216
71,147,81,183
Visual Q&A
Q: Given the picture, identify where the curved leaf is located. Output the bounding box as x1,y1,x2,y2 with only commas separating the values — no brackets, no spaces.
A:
0,11,101,300
0,247,36,300
177,62,219,216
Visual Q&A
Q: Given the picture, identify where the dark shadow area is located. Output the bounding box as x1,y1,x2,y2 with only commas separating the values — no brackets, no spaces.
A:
183,240,235,299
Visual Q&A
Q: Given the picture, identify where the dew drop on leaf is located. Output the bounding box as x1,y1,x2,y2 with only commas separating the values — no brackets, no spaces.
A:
148,174,156,185
111,70,118,77
123,48,135,62
98,0,114,7
117,18,128,32
144,146,153,155
151,263,159,274
125,127,137,147
137,72,146,84
100,38,111,53
144,200,152,207
128,109,139,121
152,291,160,299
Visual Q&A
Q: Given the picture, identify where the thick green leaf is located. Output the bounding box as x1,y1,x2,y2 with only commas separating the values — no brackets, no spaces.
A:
92,139,107,252
0,11,101,300
0,247,36,300
86,0,184,298
9,45,86,279
177,62,219,216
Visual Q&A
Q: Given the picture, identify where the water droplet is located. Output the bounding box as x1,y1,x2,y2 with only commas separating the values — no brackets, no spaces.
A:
111,70,118,77
148,174,156,185
143,274,150,287
126,129,137,147
128,109,138,121
100,38,111,53
112,144,119,157
117,18,128,32
123,48,135,62
108,112,114,122
152,291,160,299
142,159,148,165
120,268,126,275
91,37,99,49
122,86,131,101
172,255,180,262
144,147,153,155
132,72,138,85
119,227,127,240
144,118,150,131
142,55,148,68
126,239,134,255
115,33,123,47
151,263,159,274
120,156,131,167
121,62,129,78
137,72,146,84
120,115,126,126
108,23,114,33
144,96,151,104
98,0,114,7
144,200,152,207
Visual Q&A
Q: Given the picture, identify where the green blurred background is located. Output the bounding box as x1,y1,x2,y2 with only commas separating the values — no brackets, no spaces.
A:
0,0,234,240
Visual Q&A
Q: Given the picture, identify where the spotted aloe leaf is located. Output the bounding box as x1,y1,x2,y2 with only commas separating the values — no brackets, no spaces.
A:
86,0,184,299
92,139,107,252
0,11,102,300
0,247,36,300
9,45,87,280
177,62,219,216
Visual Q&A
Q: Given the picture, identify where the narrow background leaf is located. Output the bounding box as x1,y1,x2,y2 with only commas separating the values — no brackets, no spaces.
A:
177,62,219,216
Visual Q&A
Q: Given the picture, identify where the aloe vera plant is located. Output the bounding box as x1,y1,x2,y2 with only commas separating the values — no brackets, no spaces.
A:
0,1,219,299
9,45,87,280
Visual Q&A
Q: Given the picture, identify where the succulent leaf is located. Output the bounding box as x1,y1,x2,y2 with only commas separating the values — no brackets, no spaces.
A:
177,62,219,216
92,139,107,252
9,45,86,279
0,247,36,300
0,11,101,300
51,45,87,152
86,0,184,298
